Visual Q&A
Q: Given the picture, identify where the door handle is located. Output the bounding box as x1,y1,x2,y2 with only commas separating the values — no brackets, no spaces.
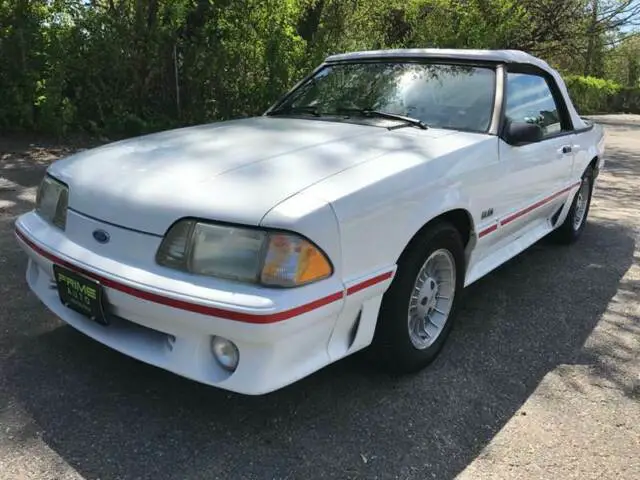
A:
561,145,572,154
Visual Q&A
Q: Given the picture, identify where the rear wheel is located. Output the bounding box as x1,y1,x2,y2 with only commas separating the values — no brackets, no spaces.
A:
552,168,593,244
371,222,465,372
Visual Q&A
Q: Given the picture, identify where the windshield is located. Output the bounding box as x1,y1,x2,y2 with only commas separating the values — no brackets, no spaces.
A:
273,62,496,132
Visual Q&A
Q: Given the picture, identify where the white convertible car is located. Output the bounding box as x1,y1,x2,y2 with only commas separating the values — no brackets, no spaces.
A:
16,49,605,394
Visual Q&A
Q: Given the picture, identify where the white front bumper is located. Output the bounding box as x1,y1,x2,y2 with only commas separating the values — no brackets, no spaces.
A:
15,212,394,395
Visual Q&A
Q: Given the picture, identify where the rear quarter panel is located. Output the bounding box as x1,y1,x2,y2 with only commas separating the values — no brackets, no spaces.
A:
573,121,606,181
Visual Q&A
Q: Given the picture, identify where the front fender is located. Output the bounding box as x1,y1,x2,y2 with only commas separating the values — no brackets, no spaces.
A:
323,157,481,282
300,132,497,284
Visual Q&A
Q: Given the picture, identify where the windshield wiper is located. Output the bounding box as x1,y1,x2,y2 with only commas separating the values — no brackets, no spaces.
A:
333,107,428,130
267,105,320,117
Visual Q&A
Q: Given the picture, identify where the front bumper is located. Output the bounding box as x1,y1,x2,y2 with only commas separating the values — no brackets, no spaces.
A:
15,212,394,394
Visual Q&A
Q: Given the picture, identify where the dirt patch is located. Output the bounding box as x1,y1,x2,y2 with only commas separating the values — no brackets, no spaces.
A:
0,135,106,170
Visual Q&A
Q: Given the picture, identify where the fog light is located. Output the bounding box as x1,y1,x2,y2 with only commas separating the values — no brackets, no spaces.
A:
211,336,239,372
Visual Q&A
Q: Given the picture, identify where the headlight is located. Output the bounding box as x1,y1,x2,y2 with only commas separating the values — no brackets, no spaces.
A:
156,220,333,287
35,175,68,230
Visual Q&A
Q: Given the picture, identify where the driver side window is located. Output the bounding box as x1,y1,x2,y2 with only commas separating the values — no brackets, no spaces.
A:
505,73,569,138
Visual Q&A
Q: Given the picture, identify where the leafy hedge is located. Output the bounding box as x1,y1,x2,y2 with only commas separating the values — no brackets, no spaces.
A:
2,1,638,136
564,75,640,114
6,1,637,137
609,87,640,114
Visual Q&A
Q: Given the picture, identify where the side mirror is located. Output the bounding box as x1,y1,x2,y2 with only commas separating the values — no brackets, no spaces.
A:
504,121,543,146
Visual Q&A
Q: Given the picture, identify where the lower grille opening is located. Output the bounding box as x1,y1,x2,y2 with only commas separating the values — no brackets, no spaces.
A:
104,312,170,344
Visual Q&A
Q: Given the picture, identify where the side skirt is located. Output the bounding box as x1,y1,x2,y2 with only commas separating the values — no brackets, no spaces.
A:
464,220,555,287
464,182,581,287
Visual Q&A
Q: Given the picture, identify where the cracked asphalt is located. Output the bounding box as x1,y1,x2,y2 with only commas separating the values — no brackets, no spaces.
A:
1,115,638,479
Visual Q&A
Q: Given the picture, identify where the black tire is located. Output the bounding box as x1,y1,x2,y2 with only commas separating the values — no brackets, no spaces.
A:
551,168,594,244
371,222,465,373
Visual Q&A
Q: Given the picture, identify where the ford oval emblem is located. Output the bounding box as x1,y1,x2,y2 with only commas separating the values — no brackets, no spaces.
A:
92,229,110,244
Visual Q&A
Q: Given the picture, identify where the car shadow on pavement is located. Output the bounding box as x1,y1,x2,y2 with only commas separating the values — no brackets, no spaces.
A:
2,218,634,479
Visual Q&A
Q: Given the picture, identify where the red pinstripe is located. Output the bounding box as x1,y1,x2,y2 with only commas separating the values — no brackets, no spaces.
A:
15,228,392,324
478,181,581,238
478,223,498,238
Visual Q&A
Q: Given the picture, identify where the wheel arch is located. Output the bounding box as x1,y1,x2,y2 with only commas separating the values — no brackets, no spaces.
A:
589,155,599,177
397,208,476,268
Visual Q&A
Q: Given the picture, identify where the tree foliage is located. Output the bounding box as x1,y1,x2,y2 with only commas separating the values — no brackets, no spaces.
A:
0,0,638,136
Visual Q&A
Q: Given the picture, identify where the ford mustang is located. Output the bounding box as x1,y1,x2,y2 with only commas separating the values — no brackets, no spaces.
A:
15,49,605,394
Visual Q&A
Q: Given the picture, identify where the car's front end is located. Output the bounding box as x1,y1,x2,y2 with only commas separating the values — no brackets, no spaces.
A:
15,98,409,393
15,173,370,395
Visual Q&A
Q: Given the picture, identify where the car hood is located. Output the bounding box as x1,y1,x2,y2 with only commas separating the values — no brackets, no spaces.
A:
49,116,455,235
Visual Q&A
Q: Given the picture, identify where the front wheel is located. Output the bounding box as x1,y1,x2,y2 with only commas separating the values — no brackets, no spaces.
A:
552,168,594,244
371,222,465,372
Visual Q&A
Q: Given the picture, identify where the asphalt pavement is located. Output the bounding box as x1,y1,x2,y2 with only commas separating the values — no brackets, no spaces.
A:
1,115,638,479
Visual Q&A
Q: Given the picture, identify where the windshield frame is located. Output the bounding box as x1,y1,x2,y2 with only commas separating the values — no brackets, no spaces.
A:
265,58,502,135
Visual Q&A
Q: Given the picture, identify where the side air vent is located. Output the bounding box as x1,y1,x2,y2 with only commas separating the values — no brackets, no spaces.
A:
347,310,362,349
551,203,565,226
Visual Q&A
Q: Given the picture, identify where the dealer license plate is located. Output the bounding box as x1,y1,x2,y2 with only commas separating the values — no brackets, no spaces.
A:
53,264,108,325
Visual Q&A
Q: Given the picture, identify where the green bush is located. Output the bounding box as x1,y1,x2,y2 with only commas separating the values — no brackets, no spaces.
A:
2,1,639,136
565,75,640,114
610,87,640,114
564,75,622,114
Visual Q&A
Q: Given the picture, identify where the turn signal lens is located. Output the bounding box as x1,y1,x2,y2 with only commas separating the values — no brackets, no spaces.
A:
52,185,68,229
36,175,69,230
261,233,332,287
156,220,195,269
